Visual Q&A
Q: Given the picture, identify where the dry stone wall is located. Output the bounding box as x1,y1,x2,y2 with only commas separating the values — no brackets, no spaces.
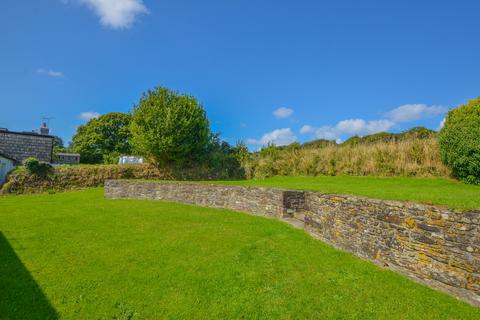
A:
105,180,293,218
104,180,480,306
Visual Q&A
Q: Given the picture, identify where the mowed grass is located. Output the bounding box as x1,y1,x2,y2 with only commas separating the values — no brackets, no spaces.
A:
201,176,480,210
0,189,479,319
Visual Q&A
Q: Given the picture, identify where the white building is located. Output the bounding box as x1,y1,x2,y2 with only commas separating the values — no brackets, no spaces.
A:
0,153,15,185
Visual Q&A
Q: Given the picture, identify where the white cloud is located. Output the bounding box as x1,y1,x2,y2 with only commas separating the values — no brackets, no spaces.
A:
385,104,447,123
273,107,294,119
302,103,447,142
307,119,395,141
66,0,148,29
300,125,315,134
79,111,101,121
362,119,395,134
247,128,297,146
439,117,446,129
313,126,340,141
37,68,64,77
336,119,367,135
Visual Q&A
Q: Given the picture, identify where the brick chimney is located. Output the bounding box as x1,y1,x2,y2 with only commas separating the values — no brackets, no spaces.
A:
40,121,50,135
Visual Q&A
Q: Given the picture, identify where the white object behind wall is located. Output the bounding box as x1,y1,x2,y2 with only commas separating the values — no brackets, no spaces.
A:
118,156,144,165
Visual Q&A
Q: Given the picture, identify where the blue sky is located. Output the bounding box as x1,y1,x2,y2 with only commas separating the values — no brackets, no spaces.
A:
0,0,479,147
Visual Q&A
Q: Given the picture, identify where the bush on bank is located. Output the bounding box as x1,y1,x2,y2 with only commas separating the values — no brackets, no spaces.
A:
22,157,54,177
439,98,480,184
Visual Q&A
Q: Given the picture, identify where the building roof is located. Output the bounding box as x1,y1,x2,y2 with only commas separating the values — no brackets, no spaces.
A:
0,129,55,139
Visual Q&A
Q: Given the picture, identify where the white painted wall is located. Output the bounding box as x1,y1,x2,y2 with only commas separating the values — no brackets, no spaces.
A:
0,156,15,185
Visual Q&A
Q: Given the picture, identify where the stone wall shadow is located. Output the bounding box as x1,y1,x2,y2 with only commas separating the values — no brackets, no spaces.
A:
0,232,58,319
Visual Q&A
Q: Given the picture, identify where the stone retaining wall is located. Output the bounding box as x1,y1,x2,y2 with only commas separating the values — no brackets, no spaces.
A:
104,180,480,306
304,192,480,306
105,180,298,218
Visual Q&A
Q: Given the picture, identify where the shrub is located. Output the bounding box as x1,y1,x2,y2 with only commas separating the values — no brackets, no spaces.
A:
22,157,53,177
206,136,247,179
439,98,480,184
130,87,211,167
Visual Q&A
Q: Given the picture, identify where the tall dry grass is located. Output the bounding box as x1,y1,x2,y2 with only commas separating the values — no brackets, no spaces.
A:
246,137,450,179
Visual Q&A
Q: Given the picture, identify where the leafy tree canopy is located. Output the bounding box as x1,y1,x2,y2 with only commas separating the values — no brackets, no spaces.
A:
130,87,211,166
71,112,132,164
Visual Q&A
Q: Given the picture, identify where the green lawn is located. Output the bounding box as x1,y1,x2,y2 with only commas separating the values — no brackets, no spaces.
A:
0,189,478,319
199,176,480,210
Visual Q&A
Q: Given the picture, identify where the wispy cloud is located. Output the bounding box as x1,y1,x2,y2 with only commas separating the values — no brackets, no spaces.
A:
247,128,297,146
273,107,294,119
79,111,100,121
385,104,447,123
65,0,148,29
37,68,64,78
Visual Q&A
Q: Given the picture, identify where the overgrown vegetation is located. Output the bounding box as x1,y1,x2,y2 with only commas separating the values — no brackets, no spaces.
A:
439,98,480,184
22,157,53,177
244,128,448,179
1,163,242,195
0,189,478,319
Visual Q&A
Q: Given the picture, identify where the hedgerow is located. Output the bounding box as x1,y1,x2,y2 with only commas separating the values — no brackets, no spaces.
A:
1,163,243,195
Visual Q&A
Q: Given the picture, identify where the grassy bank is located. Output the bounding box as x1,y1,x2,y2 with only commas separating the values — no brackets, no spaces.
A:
0,189,478,319
246,136,450,179
197,176,480,210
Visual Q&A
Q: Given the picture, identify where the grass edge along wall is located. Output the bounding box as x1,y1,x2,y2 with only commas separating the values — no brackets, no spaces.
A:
105,180,480,307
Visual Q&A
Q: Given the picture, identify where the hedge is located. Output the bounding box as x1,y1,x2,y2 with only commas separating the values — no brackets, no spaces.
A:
1,164,242,195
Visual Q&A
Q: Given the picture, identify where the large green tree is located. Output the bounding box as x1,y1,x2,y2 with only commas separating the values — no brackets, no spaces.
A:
130,87,211,166
72,112,132,164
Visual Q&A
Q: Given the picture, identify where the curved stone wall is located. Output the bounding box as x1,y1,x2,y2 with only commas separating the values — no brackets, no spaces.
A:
105,180,480,306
